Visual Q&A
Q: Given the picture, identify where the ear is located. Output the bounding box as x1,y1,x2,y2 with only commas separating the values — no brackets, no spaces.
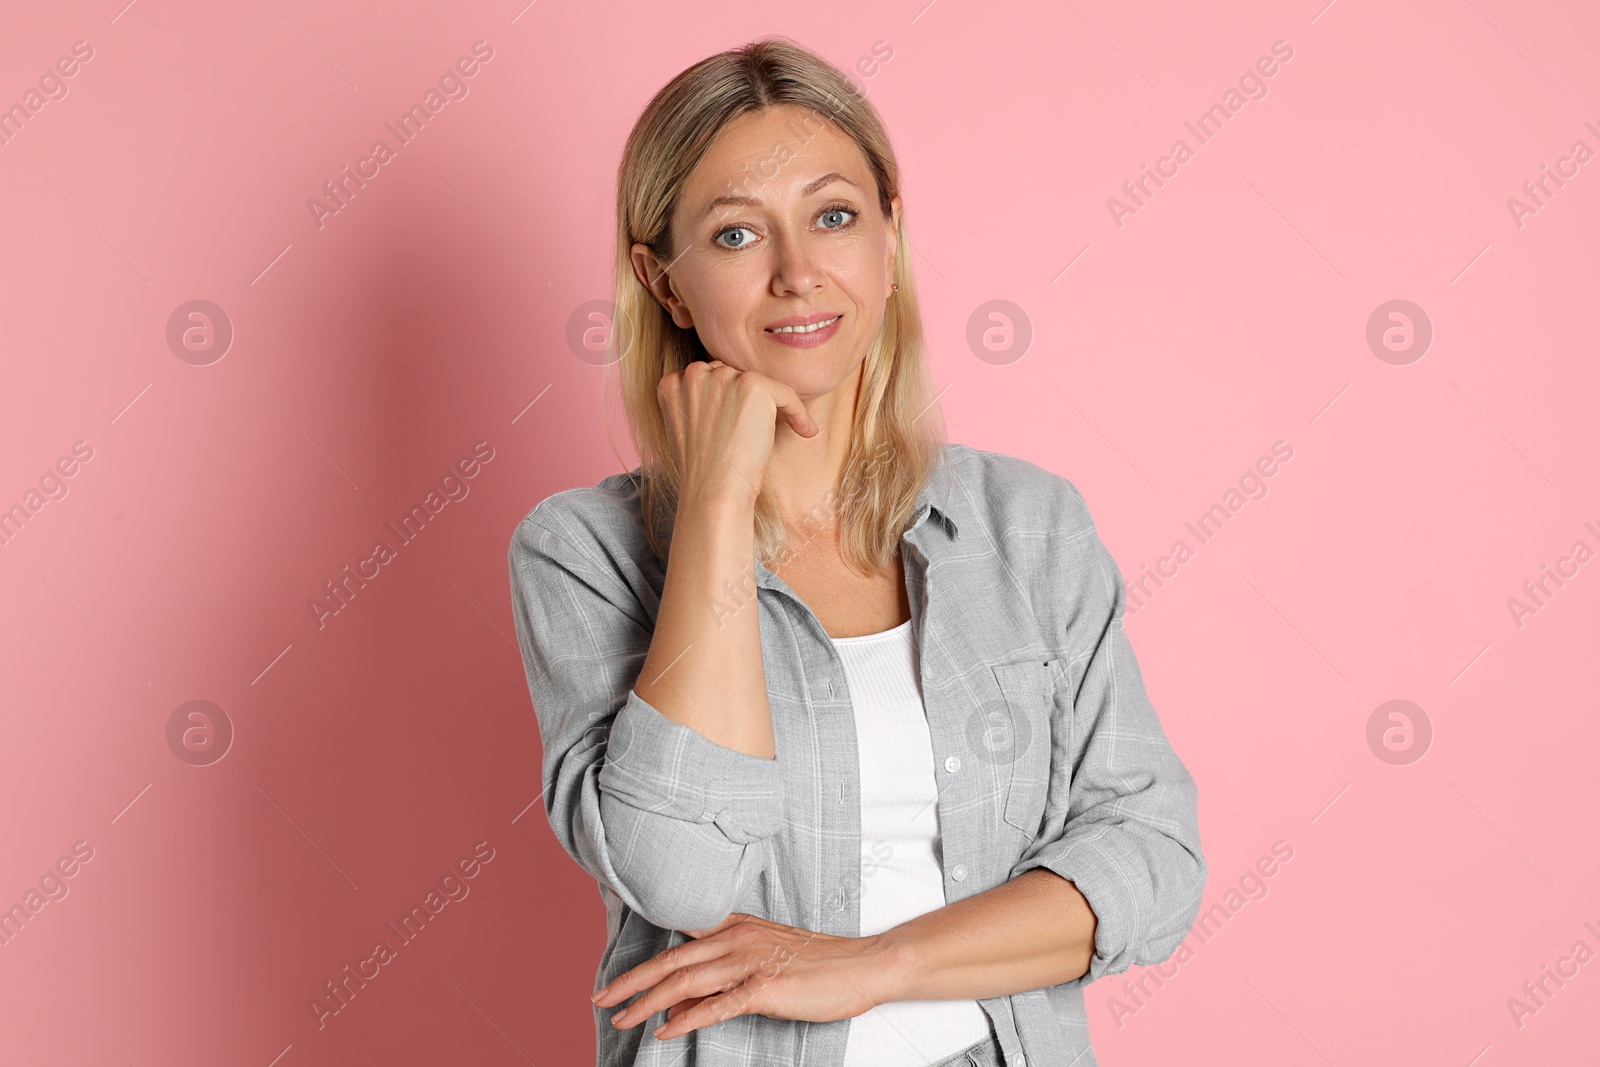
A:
630,242,694,329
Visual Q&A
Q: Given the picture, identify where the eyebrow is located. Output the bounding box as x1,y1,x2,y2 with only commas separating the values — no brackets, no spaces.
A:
699,172,860,219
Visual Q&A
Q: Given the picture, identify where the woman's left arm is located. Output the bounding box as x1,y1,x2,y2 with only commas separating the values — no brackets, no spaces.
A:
868,867,1099,1001
592,870,1094,1039
880,497,1207,1000
994,487,1208,990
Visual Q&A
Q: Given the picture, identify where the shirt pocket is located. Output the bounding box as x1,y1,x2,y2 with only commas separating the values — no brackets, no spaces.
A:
988,658,1057,835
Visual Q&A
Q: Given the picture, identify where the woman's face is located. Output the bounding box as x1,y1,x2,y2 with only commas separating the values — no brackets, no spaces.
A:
632,105,902,403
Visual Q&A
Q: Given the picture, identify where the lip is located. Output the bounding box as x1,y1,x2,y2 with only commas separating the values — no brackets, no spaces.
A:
762,312,843,348
764,312,844,331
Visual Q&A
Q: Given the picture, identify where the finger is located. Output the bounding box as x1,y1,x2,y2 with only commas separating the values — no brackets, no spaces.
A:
772,387,818,438
654,983,757,1041
611,957,741,1031
665,994,711,1021
593,937,726,1010
654,373,681,407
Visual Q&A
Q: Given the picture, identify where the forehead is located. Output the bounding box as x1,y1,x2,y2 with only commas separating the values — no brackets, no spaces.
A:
680,106,872,210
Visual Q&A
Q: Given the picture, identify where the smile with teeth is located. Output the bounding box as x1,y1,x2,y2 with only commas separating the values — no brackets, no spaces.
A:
767,315,841,334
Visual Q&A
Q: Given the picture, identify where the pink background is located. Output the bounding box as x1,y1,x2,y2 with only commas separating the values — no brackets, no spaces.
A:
2,0,1597,1064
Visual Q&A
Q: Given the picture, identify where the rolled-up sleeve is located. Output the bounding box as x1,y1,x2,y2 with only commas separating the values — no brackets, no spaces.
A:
1009,489,1206,987
508,507,784,931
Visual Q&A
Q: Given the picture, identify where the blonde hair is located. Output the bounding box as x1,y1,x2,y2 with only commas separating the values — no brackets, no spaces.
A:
605,35,946,575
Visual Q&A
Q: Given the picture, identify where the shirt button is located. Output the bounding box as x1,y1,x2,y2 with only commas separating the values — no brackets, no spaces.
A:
1016,1056,1027,1067
951,864,967,882
944,755,961,773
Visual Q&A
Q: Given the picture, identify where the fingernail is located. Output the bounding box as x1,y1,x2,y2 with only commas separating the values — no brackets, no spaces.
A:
591,987,607,1003
653,1024,667,1038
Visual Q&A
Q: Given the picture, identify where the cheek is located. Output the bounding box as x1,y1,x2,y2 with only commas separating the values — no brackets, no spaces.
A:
682,259,741,307
677,267,761,357
696,280,762,339
824,239,887,288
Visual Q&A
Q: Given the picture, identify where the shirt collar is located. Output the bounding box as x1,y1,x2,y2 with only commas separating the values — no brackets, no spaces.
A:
752,443,962,590
906,442,962,541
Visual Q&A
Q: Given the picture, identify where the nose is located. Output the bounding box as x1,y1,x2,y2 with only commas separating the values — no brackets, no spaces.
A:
770,232,825,295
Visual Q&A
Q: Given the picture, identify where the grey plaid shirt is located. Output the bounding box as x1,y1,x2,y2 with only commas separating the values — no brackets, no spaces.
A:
508,443,1206,1067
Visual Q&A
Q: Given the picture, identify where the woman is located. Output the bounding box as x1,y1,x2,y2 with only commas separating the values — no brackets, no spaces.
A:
509,36,1206,1067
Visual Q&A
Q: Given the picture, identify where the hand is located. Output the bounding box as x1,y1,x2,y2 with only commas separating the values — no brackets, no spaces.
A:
657,359,819,511
592,913,899,1041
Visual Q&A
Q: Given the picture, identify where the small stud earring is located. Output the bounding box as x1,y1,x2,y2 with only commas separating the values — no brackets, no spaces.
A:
890,283,899,293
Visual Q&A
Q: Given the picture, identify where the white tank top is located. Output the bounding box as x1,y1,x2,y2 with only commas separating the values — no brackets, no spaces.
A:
832,618,993,1066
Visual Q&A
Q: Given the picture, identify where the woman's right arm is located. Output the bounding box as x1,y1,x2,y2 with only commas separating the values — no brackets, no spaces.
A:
633,358,818,761
509,360,816,932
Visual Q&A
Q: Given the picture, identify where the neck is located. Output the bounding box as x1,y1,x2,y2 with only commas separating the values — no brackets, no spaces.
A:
764,360,862,529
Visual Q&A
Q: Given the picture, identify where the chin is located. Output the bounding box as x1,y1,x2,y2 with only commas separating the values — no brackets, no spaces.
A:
762,346,863,377
766,365,856,401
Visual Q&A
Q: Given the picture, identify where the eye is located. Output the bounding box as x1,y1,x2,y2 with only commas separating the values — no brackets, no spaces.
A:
819,205,857,230
715,226,756,249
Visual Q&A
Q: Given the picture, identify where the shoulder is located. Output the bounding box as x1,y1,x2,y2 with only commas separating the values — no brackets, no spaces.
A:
942,443,1097,537
942,444,1126,622
508,469,654,571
